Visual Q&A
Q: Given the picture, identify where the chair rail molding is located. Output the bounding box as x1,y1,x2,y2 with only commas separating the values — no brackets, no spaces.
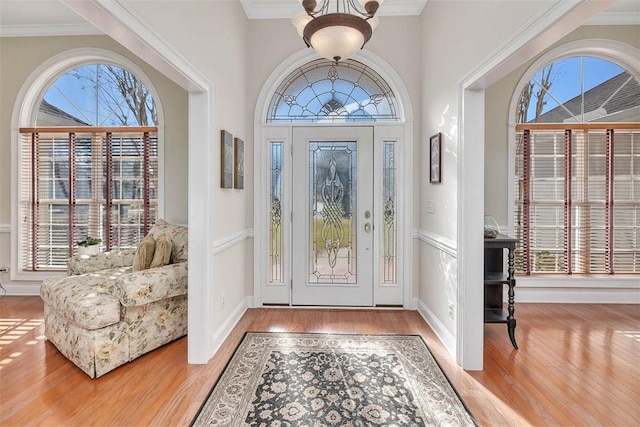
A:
414,229,457,258
0,224,10,233
213,228,254,255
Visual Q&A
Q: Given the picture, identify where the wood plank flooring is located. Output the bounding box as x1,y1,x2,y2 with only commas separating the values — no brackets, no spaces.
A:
0,297,638,426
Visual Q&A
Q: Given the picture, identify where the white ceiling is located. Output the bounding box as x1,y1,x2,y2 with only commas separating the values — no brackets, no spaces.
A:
0,0,638,37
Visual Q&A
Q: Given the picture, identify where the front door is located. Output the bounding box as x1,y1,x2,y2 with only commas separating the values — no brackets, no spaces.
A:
292,127,374,306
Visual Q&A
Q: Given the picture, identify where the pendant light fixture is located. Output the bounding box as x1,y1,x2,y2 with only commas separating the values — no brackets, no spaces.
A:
292,0,383,63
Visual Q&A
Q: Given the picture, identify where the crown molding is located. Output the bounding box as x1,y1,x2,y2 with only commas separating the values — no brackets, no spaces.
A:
586,11,640,25
240,0,427,19
0,23,103,37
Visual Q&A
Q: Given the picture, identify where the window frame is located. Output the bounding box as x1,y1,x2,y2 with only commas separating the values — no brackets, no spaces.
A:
514,123,640,275
10,48,165,281
19,127,159,272
508,39,640,279
266,58,400,124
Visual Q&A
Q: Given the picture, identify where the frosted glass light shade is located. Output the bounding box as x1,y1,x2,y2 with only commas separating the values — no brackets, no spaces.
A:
309,25,365,62
292,13,313,38
368,16,379,31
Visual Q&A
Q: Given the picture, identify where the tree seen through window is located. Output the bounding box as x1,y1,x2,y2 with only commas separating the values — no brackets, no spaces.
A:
20,63,159,270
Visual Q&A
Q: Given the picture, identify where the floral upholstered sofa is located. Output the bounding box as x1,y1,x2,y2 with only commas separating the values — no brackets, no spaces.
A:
40,220,188,378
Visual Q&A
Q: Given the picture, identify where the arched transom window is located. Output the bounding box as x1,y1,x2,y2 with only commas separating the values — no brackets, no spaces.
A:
516,56,639,123
267,59,399,123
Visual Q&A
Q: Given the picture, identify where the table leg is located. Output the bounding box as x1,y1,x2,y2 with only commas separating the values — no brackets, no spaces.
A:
507,281,518,349
507,247,518,349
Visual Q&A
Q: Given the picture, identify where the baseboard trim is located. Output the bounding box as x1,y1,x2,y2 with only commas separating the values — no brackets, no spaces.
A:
1,283,41,296
208,296,252,361
416,298,456,358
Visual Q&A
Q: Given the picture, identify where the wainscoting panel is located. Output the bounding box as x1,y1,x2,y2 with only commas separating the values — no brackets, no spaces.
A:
412,230,639,304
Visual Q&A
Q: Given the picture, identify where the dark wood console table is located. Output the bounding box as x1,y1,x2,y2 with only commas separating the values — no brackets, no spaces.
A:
484,234,518,349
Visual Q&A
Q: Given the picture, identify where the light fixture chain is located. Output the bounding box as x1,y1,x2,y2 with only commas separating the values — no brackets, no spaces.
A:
307,0,377,17
312,0,329,16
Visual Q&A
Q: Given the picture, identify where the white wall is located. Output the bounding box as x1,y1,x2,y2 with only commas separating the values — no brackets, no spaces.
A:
418,0,554,352
0,34,188,293
123,0,253,329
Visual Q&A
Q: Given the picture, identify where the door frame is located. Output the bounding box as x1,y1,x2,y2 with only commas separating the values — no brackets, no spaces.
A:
256,123,410,306
253,50,414,309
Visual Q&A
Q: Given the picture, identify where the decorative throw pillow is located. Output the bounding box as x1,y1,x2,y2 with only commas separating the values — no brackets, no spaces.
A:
150,233,172,268
132,234,156,271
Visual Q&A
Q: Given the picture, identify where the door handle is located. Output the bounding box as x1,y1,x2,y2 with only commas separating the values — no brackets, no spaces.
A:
364,223,372,233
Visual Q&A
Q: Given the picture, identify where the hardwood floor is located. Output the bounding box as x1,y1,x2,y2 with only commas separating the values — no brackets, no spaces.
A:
0,297,638,426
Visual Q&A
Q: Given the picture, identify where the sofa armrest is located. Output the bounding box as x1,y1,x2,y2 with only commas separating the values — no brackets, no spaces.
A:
67,250,136,275
114,261,188,307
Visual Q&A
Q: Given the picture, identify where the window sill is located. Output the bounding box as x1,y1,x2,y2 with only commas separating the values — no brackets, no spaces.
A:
516,275,639,289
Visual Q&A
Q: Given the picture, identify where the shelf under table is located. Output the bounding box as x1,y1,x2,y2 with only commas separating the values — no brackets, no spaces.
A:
484,308,509,323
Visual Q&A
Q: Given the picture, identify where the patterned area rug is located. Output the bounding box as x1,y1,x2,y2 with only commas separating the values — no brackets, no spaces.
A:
191,332,476,426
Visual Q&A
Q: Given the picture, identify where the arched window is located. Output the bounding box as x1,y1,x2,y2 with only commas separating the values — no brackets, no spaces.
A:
516,57,638,123
514,55,640,275
266,59,399,123
37,64,157,127
19,62,159,271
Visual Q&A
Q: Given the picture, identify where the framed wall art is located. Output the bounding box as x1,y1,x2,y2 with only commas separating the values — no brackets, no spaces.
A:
429,132,442,183
221,130,234,188
234,137,244,189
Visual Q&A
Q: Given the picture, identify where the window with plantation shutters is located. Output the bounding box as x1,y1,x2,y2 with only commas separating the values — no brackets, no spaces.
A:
18,63,159,272
514,56,640,275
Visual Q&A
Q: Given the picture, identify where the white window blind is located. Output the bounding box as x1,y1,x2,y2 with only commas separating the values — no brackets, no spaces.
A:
514,124,639,274
19,127,158,271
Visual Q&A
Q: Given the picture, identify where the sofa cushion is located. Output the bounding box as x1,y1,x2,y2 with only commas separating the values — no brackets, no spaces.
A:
114,261,188,307
148,219,188,263
132,234,155,271
68,250,136,276
41,269,127,330
150,233,172,268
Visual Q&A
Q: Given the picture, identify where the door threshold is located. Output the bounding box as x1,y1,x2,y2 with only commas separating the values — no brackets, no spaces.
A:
260,304,407,310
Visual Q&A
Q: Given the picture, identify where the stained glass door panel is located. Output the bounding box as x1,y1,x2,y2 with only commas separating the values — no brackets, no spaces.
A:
292,127,373,306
